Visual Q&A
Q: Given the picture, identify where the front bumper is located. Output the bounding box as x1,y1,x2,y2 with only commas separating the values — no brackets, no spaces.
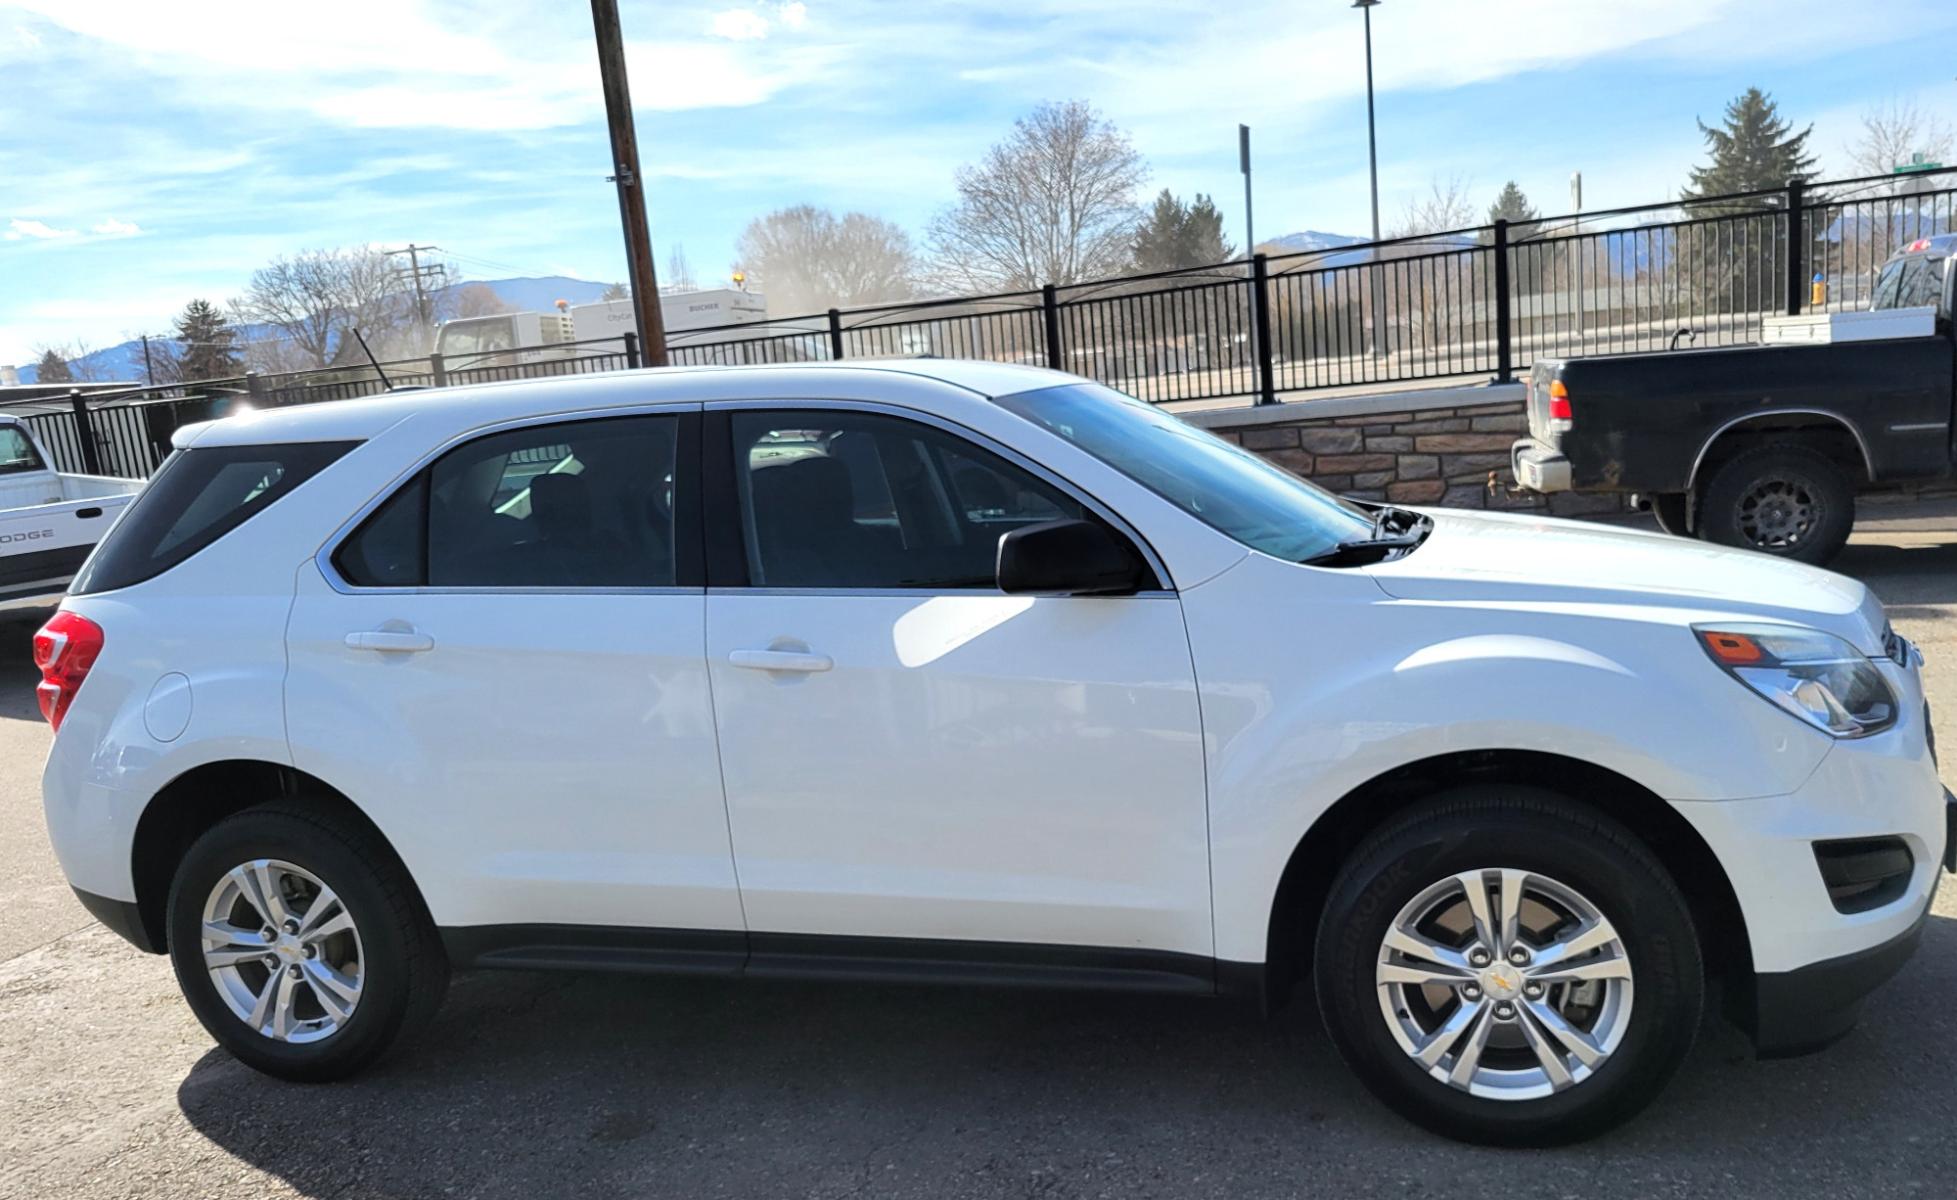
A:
1724,777,1954,1055
1510,437,1571,493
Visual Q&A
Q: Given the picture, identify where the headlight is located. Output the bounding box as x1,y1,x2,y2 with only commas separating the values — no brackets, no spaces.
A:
1695,623,1899,738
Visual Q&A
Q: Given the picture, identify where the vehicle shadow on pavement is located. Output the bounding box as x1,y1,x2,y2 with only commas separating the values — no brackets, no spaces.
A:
1836,538,1957,617
0,615,51,723
176,912,1957,1198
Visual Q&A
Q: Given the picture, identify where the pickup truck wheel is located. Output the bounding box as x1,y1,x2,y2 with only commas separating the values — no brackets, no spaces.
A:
166,803,448,1082
1649,493,1689,536
1698,445,1853,564
1313,787,1702,1146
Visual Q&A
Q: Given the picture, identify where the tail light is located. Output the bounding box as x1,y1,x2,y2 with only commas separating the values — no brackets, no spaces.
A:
32,611,104,732
1547,379,1573,422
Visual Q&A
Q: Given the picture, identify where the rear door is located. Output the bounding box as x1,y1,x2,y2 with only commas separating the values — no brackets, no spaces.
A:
285,406,746,949
702,402,1213,978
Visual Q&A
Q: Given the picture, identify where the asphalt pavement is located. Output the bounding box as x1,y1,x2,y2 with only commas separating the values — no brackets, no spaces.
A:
5,505,1957,1199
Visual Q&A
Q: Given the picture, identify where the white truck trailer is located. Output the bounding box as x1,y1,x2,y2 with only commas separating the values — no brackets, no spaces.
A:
435,289,774,367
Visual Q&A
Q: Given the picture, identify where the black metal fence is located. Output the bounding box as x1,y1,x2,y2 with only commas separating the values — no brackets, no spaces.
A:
12,166,1954,479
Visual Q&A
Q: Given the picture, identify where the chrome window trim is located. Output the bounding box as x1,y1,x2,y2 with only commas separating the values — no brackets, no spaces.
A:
707,395,1177,593
314,401,699,597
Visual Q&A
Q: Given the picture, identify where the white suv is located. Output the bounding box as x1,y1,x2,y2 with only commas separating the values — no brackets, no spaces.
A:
35,361,1952,1145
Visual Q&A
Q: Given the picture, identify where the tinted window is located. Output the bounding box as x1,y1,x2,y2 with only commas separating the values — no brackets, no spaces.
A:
73,441,356,595
731,410,1087,589
0,425,45,475
994,382,1373,563
335,415,678,589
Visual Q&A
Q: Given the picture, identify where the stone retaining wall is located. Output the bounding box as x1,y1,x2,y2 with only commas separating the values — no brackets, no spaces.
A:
1183,386,1627,517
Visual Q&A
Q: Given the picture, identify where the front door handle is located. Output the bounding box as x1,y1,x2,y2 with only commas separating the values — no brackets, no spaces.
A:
729,648,832,673
345,630,435,653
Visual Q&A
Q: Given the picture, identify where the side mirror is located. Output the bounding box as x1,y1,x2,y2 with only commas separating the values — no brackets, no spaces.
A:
996,518,1144,596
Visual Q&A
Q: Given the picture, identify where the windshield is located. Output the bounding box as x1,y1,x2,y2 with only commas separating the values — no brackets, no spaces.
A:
1871,255,1946,311
993,382,1373,562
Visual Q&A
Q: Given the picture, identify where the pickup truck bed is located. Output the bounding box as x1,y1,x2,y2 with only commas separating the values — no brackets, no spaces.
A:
0,420,140,614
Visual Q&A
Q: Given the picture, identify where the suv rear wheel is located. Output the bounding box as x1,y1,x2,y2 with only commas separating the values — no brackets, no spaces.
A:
1313,787,1702,1146
166,803,447,1081
1698,444,1854,564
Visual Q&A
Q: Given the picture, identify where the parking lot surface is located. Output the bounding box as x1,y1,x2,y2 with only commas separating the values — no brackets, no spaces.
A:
5,505,1957,1199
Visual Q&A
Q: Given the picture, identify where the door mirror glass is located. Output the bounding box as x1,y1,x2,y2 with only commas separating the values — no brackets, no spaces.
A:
996,518,1144,596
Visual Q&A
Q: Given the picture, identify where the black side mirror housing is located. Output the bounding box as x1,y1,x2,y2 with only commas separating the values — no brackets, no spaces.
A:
996,518,1145,596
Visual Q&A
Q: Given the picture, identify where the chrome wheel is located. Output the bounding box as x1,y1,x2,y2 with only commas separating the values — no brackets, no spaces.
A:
1375,868,1634,1101
1736,478,1815,551
200,859,364,1044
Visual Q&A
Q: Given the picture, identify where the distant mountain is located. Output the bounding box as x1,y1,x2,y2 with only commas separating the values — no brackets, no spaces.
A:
13,275,612,384
1259,230,1371,254
452,275,612,313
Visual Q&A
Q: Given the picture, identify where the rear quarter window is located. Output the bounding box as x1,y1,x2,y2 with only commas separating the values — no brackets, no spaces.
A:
71,441,357,595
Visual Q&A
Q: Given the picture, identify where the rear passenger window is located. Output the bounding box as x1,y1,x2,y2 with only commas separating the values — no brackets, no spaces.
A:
73,441,357,595
334,416,679,589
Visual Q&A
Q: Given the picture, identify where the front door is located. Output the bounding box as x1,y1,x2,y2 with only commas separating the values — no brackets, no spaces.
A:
703,405,1212,971
285,409,745,942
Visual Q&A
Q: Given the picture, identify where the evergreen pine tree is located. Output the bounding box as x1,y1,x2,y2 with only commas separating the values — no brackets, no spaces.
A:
35,349,73,384
172,299,241,381
1684,87,1817,201
1130,190,1189,273
1182,194,1234,265
1678,88,1817,312
1486,181,1539,227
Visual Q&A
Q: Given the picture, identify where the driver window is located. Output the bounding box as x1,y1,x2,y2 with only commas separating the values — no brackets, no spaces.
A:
730,410,1089,589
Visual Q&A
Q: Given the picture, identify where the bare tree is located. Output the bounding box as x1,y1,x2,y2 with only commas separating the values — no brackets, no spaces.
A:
32,341,114,382
737,205,918,315
1390,174,1478,239
437,283,515,322
600,281,629,302
927,100,1147,292
232,247,417,369
1848,97,1954,178
665,244,698,293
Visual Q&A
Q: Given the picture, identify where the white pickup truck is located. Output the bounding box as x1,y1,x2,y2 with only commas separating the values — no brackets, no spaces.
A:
0,415,141,614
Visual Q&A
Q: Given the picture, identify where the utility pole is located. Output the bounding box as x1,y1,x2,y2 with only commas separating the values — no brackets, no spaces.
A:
590,0,668,365
384,244,444,348
1240,124,1258,371
140,334,155,386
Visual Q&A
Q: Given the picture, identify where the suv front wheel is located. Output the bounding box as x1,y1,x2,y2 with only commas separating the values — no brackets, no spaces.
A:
1314,787,1703,1145
166,803,448,1081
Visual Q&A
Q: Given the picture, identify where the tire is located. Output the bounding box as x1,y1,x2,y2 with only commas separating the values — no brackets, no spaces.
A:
1648,493,1689,537
1313,787,1702,1146
1698,444,1854,565
166,802,447,1081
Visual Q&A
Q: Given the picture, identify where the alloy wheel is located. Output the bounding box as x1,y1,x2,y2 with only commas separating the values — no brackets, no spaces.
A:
200,859,364,1044
1736,479,1816,551
1374,868,1634,1101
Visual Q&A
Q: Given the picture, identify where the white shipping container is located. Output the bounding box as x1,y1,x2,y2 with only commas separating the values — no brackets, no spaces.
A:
1761,307,1937,345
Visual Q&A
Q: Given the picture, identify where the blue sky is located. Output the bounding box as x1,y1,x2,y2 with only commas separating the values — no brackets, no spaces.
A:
5,0,1957,368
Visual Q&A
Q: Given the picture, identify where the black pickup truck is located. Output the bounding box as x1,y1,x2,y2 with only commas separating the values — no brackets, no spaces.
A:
1511,234,1957,564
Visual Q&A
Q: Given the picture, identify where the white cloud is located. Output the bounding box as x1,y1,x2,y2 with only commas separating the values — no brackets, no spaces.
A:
90,217,141,237
709,8,772,40
779,2,808,29
5,218,76,240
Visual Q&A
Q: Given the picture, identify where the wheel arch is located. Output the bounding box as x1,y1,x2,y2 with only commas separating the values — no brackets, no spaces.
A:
128,759,425,953
1686,410,1873,493
1261,749,1749,1015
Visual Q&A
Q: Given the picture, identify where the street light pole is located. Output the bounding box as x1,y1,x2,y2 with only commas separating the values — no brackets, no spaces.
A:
1239,123,1255,257
1355,0,1382,243
589,0,668,366
1354,0,1384,358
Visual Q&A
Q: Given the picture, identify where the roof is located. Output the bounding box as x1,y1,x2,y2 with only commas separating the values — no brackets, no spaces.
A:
179,359,1079,449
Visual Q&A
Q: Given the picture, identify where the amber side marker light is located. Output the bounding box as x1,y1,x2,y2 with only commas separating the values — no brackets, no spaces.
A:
1699,630,1765,665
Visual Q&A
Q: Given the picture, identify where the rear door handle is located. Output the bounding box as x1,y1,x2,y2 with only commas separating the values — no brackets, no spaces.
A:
729,648,832,673
345,630,435,653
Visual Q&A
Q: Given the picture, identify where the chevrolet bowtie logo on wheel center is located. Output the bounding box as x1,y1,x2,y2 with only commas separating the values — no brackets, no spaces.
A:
1480,964,1524,1001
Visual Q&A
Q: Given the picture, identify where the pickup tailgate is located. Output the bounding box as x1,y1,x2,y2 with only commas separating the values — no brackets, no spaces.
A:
0,492,136,600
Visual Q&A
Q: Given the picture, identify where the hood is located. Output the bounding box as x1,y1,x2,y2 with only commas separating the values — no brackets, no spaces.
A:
1365,508,1886,654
